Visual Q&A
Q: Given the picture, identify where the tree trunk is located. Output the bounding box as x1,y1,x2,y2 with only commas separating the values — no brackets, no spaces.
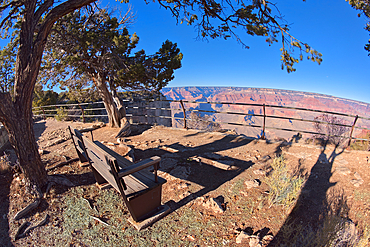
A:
0,0,97,190
93,77,130,136
112,89,131,138
93,77,122,128
0,94,47,188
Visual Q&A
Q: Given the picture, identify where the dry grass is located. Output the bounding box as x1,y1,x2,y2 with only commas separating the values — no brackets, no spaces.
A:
264,156,304,208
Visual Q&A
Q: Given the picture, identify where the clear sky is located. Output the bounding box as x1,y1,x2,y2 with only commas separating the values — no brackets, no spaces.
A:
1,1,369,104
101,0,370,104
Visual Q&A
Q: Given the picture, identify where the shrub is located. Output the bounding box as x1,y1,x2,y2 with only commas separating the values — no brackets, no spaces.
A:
313,114,348,145
264,156,304,208
186,111,221,132
55,107,68,121
350,132,370,151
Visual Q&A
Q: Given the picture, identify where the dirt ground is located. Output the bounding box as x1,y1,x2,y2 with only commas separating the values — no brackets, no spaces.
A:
0,118,369,246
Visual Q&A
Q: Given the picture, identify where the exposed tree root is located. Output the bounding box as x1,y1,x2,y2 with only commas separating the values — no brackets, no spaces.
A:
48,174,74,187
14,214,49,240
13,199,41,221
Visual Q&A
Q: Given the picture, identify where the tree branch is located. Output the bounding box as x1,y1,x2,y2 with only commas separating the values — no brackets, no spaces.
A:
34,0,54,27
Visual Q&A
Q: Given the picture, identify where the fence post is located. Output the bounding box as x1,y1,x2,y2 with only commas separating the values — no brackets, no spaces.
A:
40,106,46,120
78,104,85,123
261,104,266,140
347,115,358,147
180,100,187,129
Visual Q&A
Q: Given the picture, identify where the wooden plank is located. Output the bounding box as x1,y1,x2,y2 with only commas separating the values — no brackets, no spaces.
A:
83,136,166,200
118,156,161,178
86,149,120,191
94,141,132,167
93,140,165,187
159,146,179,153
85,137,151,196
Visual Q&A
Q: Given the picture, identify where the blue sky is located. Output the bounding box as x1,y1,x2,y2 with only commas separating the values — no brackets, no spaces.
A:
1,1,369,103
101,0,370,104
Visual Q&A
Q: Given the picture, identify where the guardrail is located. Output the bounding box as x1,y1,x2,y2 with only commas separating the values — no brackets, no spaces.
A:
32,98,370,146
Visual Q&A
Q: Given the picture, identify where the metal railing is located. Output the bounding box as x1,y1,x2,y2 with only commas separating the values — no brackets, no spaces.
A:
32,98,370,146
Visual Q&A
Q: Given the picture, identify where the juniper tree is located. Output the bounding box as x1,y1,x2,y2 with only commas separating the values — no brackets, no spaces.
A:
0,0,367,189
39,8,183,131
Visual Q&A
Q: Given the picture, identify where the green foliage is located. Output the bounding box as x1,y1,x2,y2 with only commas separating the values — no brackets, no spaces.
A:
55,107,69,121
0,43,16,93
157,0,323,72
264,156,304,208
40,8,183,95
346,0,370,55
32,84,58,108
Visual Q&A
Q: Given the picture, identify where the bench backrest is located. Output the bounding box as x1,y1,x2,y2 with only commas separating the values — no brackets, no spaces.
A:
82,136,123,193
68,127,88,163
69,126,167,222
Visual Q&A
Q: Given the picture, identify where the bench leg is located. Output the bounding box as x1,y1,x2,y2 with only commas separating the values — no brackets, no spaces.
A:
128,185,163,222
91,166,110,189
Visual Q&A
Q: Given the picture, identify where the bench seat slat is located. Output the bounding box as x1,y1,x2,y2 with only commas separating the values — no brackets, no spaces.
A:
93,141,165,187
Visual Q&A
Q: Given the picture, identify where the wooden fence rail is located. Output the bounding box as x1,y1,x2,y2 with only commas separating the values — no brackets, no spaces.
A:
32,99,370,145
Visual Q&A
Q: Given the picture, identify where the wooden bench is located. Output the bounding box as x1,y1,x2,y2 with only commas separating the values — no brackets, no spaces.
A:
68,126,170,229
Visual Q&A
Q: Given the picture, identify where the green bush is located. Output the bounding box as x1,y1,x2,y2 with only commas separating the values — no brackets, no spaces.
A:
55,107,68,121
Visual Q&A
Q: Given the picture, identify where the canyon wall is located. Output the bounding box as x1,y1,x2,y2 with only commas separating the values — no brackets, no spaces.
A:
161,87,370,140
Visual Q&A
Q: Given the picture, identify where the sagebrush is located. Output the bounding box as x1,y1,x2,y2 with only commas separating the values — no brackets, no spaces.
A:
264,156,304,208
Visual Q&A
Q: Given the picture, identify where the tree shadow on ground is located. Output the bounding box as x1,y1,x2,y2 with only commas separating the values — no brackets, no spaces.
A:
136,134,255,211
0,171,15,247
269,142,345,246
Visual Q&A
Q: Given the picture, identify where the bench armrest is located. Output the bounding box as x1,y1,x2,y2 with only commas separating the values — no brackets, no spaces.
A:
118,156,161,179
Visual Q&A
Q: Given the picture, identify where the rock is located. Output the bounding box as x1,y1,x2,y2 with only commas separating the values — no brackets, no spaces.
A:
354,172,362,180
253,169,266,176
203,197,224,214
115,121,131,138
38,149,44,155
249,236,262,247
261,155,271,162
236,231,251,244
318,153,329,164
244,179,260,189
334,166,351,176
351,179,364,187
262,234,274,242
351,172,364,187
